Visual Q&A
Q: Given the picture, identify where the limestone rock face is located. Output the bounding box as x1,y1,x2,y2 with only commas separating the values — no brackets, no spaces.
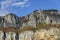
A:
34,29,47,40
34,28,60,40
19,30,33,40
27,13,37,27
0,9,60,28
22,9,60,28
5,32,16,40
18,28,60,40
4,13,20,27
0,28,60,40
0,13,20,28
0,9,60,40
0,31,4,40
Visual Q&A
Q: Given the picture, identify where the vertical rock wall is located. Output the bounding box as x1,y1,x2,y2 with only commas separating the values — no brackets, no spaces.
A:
0,28,60,40
19,31,33,40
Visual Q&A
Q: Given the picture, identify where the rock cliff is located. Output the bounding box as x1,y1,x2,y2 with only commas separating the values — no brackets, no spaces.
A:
0,9,60,40
0,27,60,40
0,9,60,28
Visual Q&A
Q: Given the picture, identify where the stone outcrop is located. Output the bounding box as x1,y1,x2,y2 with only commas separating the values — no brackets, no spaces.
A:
21,9,60,27
0,13,20,28
0,9,60,28
0,27,60,40
4,13,20,28
19,31,33,40
0,31,4,40
34,28,59,40
0,9,60,40
5,32,16,40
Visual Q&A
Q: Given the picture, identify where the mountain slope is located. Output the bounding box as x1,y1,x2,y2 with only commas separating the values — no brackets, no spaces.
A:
0,9,60,28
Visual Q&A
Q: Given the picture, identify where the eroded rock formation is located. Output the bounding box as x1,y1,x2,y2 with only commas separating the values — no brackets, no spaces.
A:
0,9,60,40
0,27,60,40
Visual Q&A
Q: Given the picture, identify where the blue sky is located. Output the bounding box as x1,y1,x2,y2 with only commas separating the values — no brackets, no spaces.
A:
0,0,60,17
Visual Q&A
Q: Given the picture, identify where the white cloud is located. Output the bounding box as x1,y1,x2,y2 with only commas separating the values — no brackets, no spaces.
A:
0,0,30,16
12,0,30,8
1,0,14,10
1,0,30,9
12,2,27,6
0,0,13,16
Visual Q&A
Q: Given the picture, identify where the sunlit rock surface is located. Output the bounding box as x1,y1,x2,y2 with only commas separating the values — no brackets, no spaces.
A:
34,28,60,40
5,32,16,40
34,29,47,40
19,30,33,40
0,28,60,40
0,31,4,40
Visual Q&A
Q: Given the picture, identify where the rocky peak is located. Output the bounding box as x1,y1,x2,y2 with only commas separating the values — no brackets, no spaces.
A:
0,9,60,28
0,9,60,40
0,13,20,28
21,9,60,28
